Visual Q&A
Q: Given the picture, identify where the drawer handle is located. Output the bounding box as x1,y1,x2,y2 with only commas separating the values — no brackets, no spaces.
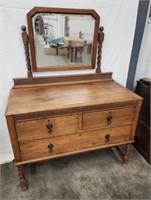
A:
107,115,112,124
46,120,53,133
48,143,54,152
105,134,110,142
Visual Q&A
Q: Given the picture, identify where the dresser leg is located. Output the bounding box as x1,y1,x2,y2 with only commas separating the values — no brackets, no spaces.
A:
123,143,131,166
17,165,28,191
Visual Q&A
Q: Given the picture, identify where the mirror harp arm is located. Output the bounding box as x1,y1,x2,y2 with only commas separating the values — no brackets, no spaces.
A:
96,26,104,73
21,25,33,78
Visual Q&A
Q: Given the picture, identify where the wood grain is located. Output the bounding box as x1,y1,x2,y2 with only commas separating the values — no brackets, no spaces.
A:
20,125,132,161
21,25,33,78
13,73,113,87
83,106,135,130
129,100,142,140
13,101,137,121
16,114,79,142
5,78,142,190
5,81,142,116
96,26,104,73
16,140,134,166
6,116,22,162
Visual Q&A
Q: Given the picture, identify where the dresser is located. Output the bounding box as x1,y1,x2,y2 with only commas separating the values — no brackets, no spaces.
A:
5,7,142,191
134,78,150,164
5,74,142,190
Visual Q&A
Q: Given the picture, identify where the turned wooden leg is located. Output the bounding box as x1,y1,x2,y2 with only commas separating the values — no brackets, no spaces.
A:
67,47,70,58
17,165,28,191
75,47,78,58
79,47,83,61
71,47,74,62
123,143,131,166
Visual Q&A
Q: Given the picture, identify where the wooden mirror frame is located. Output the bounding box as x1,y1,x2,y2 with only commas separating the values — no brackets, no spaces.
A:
26,7,100,72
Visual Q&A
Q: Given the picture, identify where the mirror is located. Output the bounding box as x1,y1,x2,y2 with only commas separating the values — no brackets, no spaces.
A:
27,7,100,72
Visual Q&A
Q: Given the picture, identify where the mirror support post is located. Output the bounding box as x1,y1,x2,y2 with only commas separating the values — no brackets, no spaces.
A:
21,25,33,78
96,26,104,73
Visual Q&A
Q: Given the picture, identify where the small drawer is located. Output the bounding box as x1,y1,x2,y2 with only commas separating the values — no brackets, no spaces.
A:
20,125,132,161
83,107,135,130
16,114,79,142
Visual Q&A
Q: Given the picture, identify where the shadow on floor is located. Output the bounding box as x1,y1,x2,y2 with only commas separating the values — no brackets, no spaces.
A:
0,147,151,200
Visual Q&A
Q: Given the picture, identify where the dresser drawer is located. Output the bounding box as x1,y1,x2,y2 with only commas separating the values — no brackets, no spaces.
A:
16,114,79,142
20,125,132,161
83,107,135,130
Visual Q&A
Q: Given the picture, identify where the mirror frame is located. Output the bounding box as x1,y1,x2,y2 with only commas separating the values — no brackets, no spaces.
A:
27,7,100,72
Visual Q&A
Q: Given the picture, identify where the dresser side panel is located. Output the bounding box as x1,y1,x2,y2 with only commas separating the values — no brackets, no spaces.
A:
129,100,142,140
6,115,22,162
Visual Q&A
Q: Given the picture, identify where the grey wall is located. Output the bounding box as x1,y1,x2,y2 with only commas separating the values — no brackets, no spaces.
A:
126,0,150,90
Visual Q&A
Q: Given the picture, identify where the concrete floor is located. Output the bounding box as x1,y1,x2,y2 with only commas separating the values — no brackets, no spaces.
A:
0,147,151,200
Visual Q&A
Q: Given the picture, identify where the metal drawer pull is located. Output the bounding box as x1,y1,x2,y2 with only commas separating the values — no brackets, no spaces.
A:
107,115,112,124
46,120,53,133
48,143,54,152
105,134,110,142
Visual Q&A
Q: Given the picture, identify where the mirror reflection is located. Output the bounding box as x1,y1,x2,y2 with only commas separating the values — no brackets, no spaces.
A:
32,13,95,68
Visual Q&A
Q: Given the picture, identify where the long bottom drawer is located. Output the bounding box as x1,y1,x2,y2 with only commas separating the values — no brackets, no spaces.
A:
20,125,132,161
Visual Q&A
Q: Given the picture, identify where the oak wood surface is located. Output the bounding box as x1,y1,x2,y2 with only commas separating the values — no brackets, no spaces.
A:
16,141,134,166
21,26,33,78
16,114,79,142
96,26,104,73
20,125,132,161
5,80,142,116
30,65,93,72
13,73,113,87
5,78,142,190
6,116,22,162
83,106,135,130
17,165,28,191
129,100,142,140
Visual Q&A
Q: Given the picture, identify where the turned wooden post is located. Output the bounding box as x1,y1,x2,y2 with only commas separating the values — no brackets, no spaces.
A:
17,165,28,191
21,25,33,78
115,143,132,166
123,143,131,166
96,26,104,73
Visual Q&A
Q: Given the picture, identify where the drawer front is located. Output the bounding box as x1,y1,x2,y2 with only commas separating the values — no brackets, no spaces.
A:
83,107,135,130
16,114,79,142
20,125,132,161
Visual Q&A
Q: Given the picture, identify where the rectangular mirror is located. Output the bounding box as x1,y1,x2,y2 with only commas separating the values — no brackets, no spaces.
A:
27,7,100,72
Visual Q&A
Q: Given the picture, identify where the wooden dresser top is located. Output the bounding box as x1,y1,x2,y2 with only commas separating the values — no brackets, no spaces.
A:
5,80,142,116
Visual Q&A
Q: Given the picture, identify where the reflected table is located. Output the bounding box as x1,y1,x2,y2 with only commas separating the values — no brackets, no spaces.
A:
64,37,87,62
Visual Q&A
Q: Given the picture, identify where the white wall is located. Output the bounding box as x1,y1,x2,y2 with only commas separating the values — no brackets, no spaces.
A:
134,1,151,88
0,0,139,164
67,15,95,41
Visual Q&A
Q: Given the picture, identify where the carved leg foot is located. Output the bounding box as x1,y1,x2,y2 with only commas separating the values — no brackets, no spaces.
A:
17,165,28,191
122,143,131,167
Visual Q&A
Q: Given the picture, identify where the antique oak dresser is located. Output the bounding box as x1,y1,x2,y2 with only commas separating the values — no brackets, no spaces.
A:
5,7,142,190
